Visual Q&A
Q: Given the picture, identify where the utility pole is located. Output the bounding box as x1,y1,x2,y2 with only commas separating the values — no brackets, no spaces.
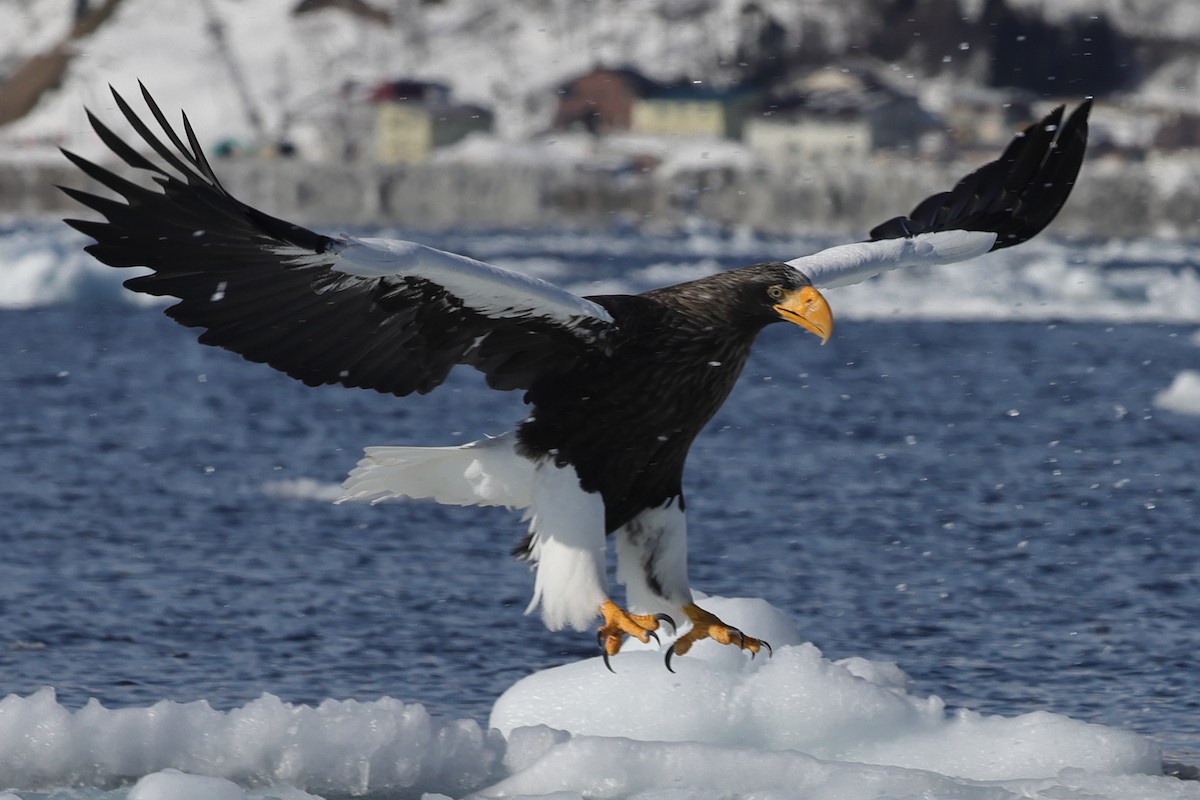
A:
199,0,266,140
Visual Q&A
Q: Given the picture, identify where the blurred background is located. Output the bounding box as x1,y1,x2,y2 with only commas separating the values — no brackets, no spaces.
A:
2,0,1198,236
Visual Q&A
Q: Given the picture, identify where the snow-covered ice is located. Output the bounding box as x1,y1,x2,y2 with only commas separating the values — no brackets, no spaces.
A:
489,597,1164,792
0,688,501,797
127,771,264,800
0,596,1192,800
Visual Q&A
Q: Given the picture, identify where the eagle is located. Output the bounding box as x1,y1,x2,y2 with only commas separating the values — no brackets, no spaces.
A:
62,86,1091,670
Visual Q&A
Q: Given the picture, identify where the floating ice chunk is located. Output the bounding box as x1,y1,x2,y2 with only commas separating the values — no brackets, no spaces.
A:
1154,370,1200,415
128,769,326,799
490,595,1162,787
501,725,572,776
0,597,1186,800
260,477,347,502
481,739,1196,800
0,231,152,309
0,689,502,796
128,770,246,800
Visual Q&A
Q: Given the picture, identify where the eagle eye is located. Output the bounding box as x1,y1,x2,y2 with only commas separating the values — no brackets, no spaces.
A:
767,285,785,301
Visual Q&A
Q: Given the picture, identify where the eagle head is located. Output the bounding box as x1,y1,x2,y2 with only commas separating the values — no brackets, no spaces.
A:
730,262,834,344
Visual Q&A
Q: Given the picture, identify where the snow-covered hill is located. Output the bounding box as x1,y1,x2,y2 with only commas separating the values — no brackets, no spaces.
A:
3,0,828,154
4,0,1200,160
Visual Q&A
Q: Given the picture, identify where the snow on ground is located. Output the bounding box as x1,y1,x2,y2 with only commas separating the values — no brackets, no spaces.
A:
1008,0,1200,41
435,131,762,178
11,0,1195,165
0,0,813,157
0,596,1194,800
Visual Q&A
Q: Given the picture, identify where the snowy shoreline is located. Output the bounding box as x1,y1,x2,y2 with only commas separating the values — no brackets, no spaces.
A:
6,151,1199,239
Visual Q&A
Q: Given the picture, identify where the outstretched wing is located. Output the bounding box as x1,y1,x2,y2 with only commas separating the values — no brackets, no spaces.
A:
788,100,1092,289
61,84,615,396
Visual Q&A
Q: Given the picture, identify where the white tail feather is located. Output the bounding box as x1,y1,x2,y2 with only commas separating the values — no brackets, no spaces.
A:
338,432,533,508
338,432,609,631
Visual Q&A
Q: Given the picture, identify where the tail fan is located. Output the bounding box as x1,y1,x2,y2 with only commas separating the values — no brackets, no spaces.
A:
338,433,533,509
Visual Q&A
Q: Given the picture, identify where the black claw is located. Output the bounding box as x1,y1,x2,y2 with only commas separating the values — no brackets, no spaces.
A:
646,629,660,646
654,613,677,634
664,643,678,673
603,650,616,673
761,640,773,658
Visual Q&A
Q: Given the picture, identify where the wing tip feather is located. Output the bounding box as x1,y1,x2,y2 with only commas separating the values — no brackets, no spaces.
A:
868,98,1092,249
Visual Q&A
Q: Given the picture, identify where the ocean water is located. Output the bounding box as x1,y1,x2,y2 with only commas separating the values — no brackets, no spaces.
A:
2,221,1200,775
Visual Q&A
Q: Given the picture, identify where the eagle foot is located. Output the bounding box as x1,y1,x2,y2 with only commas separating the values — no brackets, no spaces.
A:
597,600,676,672
664,603,772,673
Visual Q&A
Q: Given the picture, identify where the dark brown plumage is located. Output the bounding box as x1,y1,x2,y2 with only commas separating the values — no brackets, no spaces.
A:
518,263,814,535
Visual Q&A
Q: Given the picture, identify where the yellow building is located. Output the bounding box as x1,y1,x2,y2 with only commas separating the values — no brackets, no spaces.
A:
744,115,871,162
369,81,494,164
630,98,728,138
628,84,756,139
375,103,434,164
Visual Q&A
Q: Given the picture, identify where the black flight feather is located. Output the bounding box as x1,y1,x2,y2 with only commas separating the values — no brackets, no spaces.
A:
60,86,607,398
869,99,1091,249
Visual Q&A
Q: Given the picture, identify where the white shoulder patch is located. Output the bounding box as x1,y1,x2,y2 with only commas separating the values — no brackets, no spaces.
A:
326,237,614,328
787,230,999,289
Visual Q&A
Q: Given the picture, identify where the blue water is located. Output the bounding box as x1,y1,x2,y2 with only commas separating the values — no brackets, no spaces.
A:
2,228,1199,763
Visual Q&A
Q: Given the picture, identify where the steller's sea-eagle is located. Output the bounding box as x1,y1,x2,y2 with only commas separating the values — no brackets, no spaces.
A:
62,86,1091,669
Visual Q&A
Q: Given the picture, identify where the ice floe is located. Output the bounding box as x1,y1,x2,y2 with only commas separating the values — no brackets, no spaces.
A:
0,596,1193,800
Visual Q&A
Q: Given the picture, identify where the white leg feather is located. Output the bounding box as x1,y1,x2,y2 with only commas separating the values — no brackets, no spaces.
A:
523,460,608,632
615,498,693,615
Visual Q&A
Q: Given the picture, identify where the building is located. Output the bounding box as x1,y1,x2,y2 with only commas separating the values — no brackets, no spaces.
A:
940,88,1036,150
744,68,939,162
554,67,662,134
353,79,494,164
744,109,871,162
555,67,758,140
630,83,758,139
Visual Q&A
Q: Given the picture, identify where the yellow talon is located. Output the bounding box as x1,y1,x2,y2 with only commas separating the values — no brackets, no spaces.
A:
665,603,771,672
596,600,671,671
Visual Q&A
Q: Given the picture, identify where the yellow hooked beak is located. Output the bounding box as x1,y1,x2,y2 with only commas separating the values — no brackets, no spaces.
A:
774,285,833,345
